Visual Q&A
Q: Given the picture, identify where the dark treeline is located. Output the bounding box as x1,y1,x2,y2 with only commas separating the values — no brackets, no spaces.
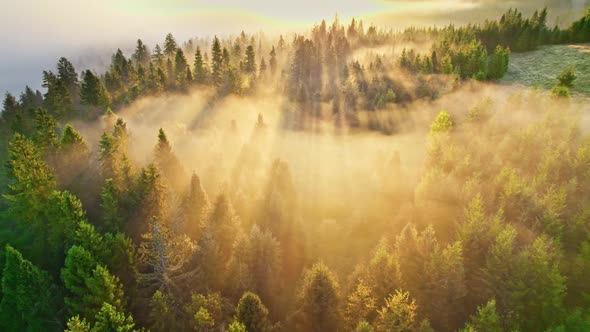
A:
0,6,590,332
400,8,590,80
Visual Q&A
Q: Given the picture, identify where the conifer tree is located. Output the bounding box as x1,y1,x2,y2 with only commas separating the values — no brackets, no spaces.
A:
345,279,377,330
376,290,418,332
163,33,178,59
194,47,209,84
244,45,257,73
138,217,196,293
0,245,60,332
62,245,126,320
93,302,138,332
236,292,270,332
33,107,60,154
81,70,111,109
2,92,20,122
269,46,277,75
43,70,73,119
57,57,80,96
154,128,186,191
181,173,210,239
211,36,224,86
132,39,150,66
298,262,341,332
206,193,240,260
5,133,56,226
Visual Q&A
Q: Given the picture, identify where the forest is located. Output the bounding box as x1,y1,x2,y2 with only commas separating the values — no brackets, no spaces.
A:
1,5,590,332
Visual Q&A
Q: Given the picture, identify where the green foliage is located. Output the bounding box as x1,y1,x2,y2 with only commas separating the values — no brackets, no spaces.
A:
227,320,247,332
235,292,269,332
430,111,453,134
558,66,577,88
93,302,138,332
460,299,502,332
194,307,215,332
0,245,60,332
80,70,111,109
552,84,571,98
355,321,375,332
62,245,125,320
344,279,377,330
376,290,417,332
4,133,56,225
298,262,341,332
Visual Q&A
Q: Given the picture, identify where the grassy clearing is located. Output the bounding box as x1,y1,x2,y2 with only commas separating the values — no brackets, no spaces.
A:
502,44,590,96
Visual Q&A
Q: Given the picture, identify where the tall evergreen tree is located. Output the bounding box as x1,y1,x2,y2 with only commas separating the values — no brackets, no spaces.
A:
80,70,111,109
211,36,224,86
57,57,80,96
193,47,209,84
163,33,178,59
298,262,341,332
132,39,151,66
62,245,125,320
0,245,60,332
235,292,269,332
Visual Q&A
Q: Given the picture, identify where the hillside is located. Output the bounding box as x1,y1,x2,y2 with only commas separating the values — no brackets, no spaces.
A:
502,43,590,95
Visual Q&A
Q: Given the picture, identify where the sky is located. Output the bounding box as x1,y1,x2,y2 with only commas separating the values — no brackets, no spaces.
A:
0,0,587,95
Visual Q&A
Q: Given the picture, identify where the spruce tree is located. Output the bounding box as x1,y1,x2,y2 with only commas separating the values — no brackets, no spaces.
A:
193,47,209,84
57,57,80,96
132,39,150,66
298,262,341,332
0,245,60,332
236,292,269,332
163,33,178,59
211,36,224,86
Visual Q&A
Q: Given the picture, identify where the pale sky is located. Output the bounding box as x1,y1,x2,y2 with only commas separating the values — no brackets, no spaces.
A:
0,0,585,95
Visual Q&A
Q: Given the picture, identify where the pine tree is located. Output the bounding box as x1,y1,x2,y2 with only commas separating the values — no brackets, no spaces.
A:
206,193,240,260
376,290,418,332
259,56,267,78
101,179,123,233
43,70,73,119
57,57,80,96
194,47,209,84
244,45,257,73
175,48,189,88
0,245,60,332
43,190,86,258
62,245,125,320
460,299,501,332
80,70,111,108
298,262,341,332
154,128,186,191
441,53,454,75
458,194,501,311
132,39,150,66
152,44,164,66
269,46,277,75
236,292,269,332
2,92,20,124
93,302,138,332
32,107,60,154
163,33,178,59
65,316,91,332
138,217,196,293
181,173,210,239
345,279,377,330
5,133,56,226
211,36,224,86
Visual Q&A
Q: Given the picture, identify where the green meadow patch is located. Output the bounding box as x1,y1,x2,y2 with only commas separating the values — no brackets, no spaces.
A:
502,44,590,96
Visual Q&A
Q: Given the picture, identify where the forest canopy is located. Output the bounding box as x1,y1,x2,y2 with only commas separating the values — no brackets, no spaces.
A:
1,5,590,332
